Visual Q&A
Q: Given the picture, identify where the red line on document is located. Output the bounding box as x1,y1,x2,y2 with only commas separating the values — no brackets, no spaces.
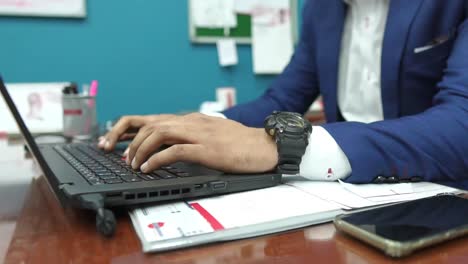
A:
63,109,82,115
190,203,224,231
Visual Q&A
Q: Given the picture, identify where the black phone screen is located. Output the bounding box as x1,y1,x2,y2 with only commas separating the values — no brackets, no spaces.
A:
340,195,468,242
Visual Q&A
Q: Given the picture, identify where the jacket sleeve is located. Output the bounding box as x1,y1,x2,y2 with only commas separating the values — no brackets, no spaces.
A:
322,17,468,187
223,1,320,127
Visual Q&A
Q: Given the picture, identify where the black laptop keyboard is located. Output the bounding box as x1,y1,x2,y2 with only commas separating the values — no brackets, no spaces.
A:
54,144,193,185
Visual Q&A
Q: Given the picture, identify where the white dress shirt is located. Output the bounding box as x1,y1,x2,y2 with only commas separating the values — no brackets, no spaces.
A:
208,0,390,181
338,0,389,123
301,0,389,181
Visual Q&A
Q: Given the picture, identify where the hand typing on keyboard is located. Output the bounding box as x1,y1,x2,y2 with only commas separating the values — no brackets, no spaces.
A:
99,114,177,149
97,113,278,174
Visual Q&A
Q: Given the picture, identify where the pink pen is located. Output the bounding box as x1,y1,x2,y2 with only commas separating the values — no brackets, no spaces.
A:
90,80,98,97
87,80,98,108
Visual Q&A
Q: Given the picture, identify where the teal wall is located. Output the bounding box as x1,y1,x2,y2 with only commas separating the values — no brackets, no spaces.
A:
0,0,302,122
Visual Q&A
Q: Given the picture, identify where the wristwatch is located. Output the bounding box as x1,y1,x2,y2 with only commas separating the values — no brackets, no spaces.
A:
264,111,312,175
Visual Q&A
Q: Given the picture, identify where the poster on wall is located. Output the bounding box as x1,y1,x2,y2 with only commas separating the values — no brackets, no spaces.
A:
0,0,86,18
0,83,66,135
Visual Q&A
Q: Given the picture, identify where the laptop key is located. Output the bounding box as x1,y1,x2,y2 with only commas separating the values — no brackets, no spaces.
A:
176,172,191,177
137,173,160,181
110,169,122,174
120,174,142,183
105,178,123,184
88,178,104,185
99,174,119,180
168,168,184,174
83,173,96,179
153,170,177,179
96,171,113,176
87,175,99,181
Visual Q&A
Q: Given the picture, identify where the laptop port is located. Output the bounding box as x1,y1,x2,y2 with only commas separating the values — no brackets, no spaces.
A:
171,189,180,195
160,190,169,196
137,193,147,199
194,184,203,190
181,188,190,194
210,181,227,190
149,191,158,197
125,193,135,200
106,192,122,198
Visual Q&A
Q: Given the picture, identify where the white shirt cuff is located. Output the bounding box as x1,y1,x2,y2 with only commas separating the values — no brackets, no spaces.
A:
200,111,227,119
299,126,352,181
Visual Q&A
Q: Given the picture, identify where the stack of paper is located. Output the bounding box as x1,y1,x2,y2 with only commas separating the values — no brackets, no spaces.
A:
287,180,458,209
130,180,461,252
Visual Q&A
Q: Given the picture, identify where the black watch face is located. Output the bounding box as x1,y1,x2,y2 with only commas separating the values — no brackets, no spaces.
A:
277,112,306,128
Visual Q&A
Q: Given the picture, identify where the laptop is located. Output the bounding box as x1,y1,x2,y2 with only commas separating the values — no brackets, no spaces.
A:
0,76,282,236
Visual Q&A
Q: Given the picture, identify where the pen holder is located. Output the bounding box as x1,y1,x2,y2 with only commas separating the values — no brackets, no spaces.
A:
62,94,98,140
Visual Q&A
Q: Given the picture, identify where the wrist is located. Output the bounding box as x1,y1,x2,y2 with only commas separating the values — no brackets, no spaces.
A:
253,128,278,172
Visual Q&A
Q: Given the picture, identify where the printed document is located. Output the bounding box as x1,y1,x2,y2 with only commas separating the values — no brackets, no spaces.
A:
130,180,461,252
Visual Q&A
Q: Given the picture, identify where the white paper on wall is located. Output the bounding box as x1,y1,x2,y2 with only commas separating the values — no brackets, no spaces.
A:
234,0,257,14
252,0,294,74
217,39,238,67
191,0,237,28
0,0,86,17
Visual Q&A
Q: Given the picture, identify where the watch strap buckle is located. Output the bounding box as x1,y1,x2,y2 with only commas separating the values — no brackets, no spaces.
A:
278,163,300,175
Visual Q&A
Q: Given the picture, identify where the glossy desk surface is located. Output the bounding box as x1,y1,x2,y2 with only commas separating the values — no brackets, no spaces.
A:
1,140,468,264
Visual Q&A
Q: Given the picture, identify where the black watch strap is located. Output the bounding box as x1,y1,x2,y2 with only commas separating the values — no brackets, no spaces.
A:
276,134,308,174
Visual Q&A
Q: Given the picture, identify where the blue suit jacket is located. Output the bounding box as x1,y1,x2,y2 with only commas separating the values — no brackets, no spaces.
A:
223,0,468,189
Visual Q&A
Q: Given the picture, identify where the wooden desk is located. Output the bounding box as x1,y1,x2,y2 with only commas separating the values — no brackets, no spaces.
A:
2,141,468,264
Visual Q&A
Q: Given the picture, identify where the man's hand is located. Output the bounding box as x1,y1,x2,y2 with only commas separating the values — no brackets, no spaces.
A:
98,114,176,151
101,113,278,174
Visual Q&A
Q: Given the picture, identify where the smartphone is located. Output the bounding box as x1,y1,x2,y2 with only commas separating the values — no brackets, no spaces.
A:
334,194,468,258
